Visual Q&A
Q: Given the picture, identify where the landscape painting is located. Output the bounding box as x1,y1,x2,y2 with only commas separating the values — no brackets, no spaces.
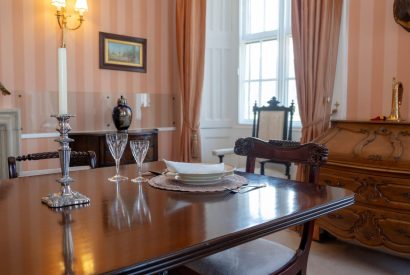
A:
99,32,147,73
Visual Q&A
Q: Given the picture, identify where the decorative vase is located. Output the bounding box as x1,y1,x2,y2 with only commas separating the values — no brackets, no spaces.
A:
112,96,132,131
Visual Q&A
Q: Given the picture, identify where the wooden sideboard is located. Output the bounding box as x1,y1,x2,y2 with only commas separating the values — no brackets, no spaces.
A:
69,129,158,167
315,120,410,257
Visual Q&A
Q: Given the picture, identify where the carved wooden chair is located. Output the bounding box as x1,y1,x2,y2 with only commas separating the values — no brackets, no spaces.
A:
182,137,328,275
8,151,97,179
213,97,294,179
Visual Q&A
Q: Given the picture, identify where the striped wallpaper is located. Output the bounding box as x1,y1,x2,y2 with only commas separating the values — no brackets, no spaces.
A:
0,0,178,171
347,0,410,120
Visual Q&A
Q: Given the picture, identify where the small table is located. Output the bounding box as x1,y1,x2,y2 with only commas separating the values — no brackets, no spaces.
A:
0,162,354,274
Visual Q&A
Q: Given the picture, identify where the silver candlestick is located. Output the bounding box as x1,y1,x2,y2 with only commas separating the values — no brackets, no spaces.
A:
41,114,90,208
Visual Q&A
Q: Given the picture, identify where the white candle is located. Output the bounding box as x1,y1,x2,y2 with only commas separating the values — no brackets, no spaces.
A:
58,48,68,115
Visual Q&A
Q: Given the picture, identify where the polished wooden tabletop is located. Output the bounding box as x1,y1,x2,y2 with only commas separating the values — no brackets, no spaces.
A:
0,162,354,274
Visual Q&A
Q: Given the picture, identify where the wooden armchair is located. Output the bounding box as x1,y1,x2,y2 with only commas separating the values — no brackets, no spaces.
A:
182,137,328,275
8,151,97,179
212,97,294,179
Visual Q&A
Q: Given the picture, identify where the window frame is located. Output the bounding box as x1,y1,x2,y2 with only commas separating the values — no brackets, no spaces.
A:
238,0,297,125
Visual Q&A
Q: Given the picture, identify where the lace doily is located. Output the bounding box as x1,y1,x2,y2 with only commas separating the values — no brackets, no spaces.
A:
148,174,247,192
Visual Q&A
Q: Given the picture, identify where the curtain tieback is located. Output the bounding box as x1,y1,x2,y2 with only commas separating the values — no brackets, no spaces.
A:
191,130,199,159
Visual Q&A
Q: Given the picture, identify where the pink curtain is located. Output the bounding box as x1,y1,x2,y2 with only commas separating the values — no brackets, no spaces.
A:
292,0,343,143
175,0,206,162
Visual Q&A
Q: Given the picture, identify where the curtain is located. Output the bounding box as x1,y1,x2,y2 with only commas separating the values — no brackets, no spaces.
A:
292,0,343,143
175,0,207,162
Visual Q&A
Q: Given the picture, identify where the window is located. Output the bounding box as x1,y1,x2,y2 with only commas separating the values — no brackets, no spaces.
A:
239,0,299,124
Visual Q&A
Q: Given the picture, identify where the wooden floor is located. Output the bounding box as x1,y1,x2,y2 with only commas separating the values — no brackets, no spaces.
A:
266,230,410,275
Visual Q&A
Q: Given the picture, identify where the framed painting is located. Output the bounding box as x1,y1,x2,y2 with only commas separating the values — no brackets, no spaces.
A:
393,0,410,32
99,32,147,73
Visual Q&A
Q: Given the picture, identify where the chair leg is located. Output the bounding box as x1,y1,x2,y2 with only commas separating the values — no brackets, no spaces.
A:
260,162,265,175
275,221,315,275
285,163,291,179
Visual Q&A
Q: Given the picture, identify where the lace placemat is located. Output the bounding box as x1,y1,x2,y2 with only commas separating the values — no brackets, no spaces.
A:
148,174,247,192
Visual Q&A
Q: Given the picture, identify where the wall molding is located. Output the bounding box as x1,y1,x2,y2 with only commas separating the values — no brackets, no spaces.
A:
21,127,176,139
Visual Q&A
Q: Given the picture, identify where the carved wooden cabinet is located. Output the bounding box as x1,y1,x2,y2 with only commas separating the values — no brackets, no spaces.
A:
315,120,410,257
69,129,158,168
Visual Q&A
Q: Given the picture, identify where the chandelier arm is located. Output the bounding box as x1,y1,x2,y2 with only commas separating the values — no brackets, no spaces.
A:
66,19,84,31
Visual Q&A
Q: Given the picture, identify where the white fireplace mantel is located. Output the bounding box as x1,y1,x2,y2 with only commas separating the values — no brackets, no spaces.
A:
0,109,20,179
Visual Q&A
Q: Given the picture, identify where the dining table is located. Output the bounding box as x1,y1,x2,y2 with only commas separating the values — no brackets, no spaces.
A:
0,161,354,274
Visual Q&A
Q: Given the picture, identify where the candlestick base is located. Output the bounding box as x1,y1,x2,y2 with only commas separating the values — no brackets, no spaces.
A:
41,190,90,208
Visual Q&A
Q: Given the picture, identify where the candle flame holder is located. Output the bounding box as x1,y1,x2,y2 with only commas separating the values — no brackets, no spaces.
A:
41,114,90,208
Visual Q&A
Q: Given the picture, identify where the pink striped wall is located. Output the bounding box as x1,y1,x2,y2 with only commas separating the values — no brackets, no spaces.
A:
347,0,410,120
0,0,177,170
0,0,177,101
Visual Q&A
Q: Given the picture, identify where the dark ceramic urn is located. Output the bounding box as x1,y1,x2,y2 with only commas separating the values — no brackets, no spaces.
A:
112,95,132,131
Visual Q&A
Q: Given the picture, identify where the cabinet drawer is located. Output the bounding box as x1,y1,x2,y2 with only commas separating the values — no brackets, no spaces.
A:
317,204,410,254
320,167,410,211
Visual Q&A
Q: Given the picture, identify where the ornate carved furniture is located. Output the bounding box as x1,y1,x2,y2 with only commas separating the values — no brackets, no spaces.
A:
69,129,158,167
315,120,410,257
212,97,294,178
184,137,329,275
8,151,96,179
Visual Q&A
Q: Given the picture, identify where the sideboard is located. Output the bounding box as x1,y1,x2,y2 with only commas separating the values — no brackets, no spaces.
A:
69,129,158,167
315,120,410,257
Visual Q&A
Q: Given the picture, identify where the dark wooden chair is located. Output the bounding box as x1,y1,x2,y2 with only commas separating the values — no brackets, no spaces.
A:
182,137,328,275
8,151,97,179
213,97,294,179
252,97,295,179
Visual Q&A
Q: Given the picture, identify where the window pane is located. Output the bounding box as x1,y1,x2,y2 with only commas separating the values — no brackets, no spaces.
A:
261,40,278,79
265,0,279,32
261,80,277,105
242,81,259,120
244,45,250,80
249,43,260,80
242,81,251,120
287,79,300,122
249,0,264,34
288,37,295,78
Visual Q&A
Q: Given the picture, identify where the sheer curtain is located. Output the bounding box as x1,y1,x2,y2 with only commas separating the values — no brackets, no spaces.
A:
175,0,206,162
292,0,343,143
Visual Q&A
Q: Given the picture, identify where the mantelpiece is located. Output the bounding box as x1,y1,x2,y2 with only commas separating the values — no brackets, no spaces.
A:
315,120,410,257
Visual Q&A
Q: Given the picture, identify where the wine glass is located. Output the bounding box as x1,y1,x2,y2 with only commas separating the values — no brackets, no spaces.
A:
106,132,128,182
130,140,149,183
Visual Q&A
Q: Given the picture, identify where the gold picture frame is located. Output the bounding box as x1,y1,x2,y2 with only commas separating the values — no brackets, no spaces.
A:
99,32,147,73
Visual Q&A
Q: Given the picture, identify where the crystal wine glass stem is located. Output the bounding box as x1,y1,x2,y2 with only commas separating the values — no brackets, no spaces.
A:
137,162,142,179
115,159,120,176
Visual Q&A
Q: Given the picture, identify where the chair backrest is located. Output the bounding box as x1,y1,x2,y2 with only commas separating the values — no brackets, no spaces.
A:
8,151,97,179
252,96,294,141
234,137,328,184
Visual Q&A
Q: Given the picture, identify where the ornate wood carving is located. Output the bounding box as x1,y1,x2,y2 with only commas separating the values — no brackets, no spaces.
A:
234,137,328,166
351,210,385,243
317,120,410,256
354,177,390,203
